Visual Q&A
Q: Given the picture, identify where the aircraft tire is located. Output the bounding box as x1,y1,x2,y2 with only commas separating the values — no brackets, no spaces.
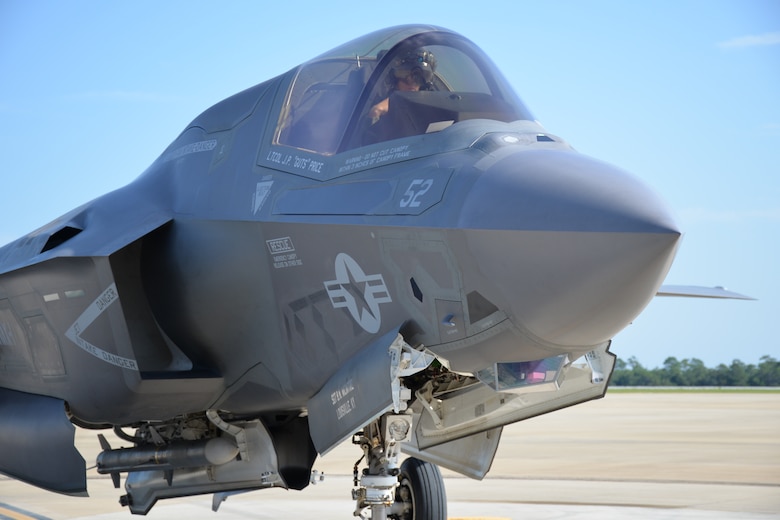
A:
393,457,447,520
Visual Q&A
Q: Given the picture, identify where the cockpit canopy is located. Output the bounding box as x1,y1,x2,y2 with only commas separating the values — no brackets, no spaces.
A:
273,26,533,156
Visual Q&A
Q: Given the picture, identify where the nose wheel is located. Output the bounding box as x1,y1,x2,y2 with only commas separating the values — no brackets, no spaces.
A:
392,457,446,520
352,416,446,520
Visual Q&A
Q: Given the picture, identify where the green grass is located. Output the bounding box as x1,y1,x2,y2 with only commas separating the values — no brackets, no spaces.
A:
607,386,780,393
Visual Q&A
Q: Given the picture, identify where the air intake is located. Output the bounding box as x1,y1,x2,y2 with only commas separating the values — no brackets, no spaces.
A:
41,226,82,253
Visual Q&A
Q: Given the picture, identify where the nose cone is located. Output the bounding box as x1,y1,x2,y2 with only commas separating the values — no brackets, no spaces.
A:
460,149,681,349
461,148,679,234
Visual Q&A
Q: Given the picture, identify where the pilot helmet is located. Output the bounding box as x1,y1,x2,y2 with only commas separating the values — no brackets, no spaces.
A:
392,49,436,88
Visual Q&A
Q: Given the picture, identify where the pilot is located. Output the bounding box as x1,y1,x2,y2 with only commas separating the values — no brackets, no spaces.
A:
367,49,437,124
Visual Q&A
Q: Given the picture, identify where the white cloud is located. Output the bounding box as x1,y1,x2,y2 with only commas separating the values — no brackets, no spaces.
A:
718,32,780,49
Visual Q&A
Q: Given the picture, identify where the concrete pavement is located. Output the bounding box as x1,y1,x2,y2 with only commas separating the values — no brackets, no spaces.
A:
1,391,778,519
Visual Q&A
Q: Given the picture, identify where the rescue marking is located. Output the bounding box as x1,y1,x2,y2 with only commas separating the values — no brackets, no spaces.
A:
65,283,139,371
324,253,392,333
266,236,295,254
268,236,302,269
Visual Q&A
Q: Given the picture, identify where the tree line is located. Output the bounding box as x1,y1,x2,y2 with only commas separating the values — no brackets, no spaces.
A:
609,355,780,386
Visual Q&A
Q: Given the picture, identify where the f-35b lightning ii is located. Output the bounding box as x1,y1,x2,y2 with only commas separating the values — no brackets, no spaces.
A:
0,24,752,519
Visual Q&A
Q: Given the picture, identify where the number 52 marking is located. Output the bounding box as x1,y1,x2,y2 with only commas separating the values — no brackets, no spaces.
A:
400,179,434,208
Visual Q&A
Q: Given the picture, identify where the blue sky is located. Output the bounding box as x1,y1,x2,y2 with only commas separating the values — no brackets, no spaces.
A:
1,1,777,368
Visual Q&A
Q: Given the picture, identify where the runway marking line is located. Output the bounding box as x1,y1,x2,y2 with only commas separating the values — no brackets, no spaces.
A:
0,503,50,520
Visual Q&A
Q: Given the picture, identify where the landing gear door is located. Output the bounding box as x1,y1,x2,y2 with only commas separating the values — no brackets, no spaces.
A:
409,343,615,452
403,427,502,480
308,328,400,455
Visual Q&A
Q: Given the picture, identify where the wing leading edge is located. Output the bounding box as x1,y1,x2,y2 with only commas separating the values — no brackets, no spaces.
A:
656,285,755,300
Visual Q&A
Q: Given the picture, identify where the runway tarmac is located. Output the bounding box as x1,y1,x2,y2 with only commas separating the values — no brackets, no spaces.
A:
1,391,778,519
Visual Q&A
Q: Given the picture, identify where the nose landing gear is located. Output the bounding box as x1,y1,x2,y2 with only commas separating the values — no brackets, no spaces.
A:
351,416,446,520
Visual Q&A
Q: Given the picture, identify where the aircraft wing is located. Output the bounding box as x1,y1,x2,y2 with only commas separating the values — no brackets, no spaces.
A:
656,285,755,300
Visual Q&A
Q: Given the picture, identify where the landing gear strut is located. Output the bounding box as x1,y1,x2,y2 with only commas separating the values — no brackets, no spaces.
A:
351,415,446,520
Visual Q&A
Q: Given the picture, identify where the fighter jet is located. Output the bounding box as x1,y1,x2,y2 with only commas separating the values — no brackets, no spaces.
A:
0,25,752,519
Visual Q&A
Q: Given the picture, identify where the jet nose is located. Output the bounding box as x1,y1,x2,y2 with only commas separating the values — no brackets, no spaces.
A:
461,147,680,234
459,148,681,349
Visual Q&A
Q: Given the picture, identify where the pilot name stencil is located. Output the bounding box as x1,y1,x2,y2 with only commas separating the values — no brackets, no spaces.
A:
265,150,324,174
324,253,392,334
